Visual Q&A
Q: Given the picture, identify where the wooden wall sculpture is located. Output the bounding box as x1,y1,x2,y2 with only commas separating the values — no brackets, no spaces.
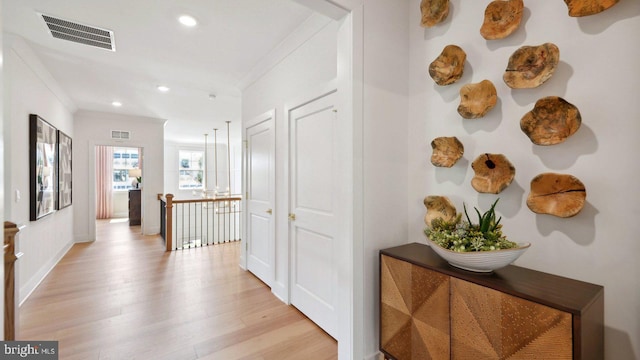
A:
430,136,464,167
503,43,560,89
480,0,524,40
527,173,587,217
429,45,466,86
471,154,516,194
564,0,619,17
457,80,498,119
419,1,605,223
521,96,582,145
420,0,450,27
424,195,458,227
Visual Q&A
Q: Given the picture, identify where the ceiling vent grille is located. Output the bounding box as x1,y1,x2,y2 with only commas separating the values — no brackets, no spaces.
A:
41,14,115,51
111,130,131,140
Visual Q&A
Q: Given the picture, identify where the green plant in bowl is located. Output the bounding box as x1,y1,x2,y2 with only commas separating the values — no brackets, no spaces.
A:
425,199,518,252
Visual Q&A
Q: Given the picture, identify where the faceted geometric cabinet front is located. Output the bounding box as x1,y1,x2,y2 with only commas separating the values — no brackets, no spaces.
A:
381,255,450,359
380,244,604,360
450,278,572,359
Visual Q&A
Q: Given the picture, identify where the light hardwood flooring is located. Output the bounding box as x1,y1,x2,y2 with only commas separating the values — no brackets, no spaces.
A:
19,219,337,360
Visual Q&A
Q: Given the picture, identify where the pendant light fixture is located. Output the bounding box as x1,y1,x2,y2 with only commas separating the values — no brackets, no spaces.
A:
213,128,219,196
226,121,232,196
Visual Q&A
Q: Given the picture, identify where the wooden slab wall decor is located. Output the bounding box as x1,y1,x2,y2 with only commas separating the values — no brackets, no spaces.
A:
424,195,458,227
527,173,586,217
420,0,450,27
503,43,560,89
480,0,524,40
471,153,515,194
564,0,619,17
457,80,498,119
429,45,466,86
521,96,582,145
430,137,464,167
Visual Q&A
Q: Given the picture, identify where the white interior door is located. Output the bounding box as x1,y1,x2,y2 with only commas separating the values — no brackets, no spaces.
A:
289,89,339,339
245,111,275,286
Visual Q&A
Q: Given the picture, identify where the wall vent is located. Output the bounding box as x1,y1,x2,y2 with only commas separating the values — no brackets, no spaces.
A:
111,130,131,140
40,13,116,51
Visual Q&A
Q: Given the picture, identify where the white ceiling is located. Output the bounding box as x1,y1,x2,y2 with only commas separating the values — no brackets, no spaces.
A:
3,0,315,144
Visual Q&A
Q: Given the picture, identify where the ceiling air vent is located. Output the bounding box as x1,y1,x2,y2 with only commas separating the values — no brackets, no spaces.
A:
40,14,116,51
111,130,131,140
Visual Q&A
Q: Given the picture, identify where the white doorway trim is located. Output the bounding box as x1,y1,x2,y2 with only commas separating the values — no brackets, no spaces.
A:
87,141,146,241
336,7,364,360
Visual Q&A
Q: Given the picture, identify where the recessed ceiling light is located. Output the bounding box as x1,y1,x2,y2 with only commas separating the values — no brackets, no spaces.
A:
112,101,122,107
178,15,198,27
157,85,170,92
209,94,216,100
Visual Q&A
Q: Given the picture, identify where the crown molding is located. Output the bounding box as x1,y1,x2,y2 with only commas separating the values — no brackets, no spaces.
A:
5,33,78,113
236,13,333,92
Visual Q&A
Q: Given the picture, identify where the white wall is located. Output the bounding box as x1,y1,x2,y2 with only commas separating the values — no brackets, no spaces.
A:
0,3,5,336
74,110,164,240
360,0,409,358
242,17,338,300
4,36,76,304
230,142,242,195
407,1,640,358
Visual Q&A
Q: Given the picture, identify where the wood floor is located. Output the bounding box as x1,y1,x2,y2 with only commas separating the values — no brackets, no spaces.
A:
19,219,337,360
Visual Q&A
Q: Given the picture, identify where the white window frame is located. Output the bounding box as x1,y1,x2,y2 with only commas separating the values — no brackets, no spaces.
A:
112,147,139,191
178,149,205,190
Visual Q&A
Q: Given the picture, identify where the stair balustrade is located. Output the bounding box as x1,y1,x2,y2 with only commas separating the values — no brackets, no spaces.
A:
4,222,23,340
158,194,241,251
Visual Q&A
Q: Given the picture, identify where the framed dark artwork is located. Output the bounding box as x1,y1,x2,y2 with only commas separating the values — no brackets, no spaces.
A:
57,130,72,209
29,114,58,221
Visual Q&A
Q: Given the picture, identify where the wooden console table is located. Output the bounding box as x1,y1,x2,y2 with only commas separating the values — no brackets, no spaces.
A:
380,243,604,360
128,189,141,226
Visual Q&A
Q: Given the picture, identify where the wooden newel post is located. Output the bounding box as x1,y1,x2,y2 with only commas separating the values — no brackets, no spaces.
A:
4,222,21,340
165,194,174,251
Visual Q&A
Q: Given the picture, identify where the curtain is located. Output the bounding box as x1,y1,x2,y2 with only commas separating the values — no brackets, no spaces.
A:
96,146,113,219
138,147,143,182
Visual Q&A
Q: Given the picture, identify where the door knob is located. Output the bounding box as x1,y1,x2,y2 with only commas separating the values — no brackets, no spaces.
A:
288,213,296,221
266,209,272,215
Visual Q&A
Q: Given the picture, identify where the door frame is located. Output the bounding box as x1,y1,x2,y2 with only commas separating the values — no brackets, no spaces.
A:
241,109,276,282
88,142,145,240
283,78,341,310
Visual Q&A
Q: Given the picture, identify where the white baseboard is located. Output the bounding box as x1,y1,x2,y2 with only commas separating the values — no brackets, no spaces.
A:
74,233,94,243
365,351,382,360
271,287,288,304
19,240,74,306
271,281,289,305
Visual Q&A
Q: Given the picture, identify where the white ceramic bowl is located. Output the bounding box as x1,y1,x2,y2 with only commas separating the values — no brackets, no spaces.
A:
426,238,530,272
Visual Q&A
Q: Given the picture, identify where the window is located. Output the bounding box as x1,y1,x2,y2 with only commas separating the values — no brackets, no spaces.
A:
113,147,139,190
179,150,204,189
